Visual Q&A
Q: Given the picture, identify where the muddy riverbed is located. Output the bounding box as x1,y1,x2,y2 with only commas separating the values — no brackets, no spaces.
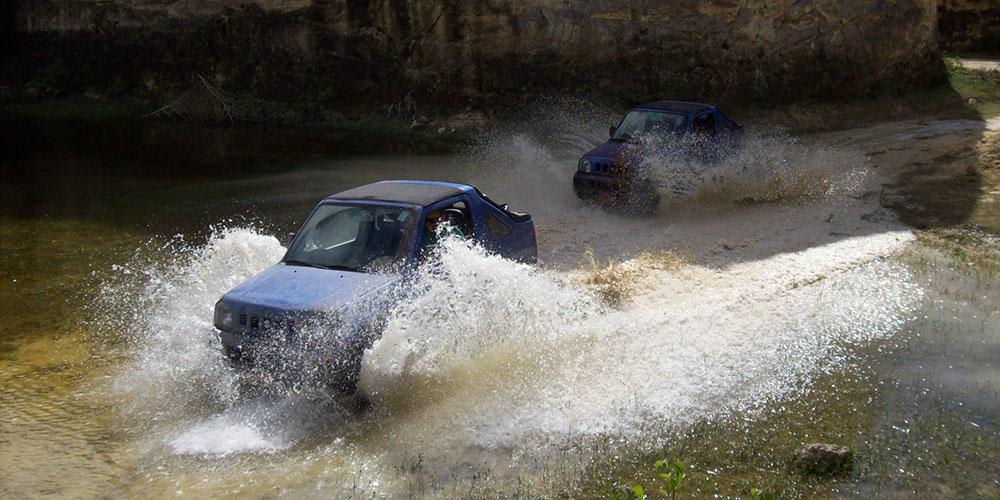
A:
1,112,998,497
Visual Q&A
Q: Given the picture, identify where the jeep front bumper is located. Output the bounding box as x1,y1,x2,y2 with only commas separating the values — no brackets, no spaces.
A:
573,172,614,199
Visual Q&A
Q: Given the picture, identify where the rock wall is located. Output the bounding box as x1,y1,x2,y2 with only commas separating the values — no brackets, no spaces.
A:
5,0,944,110
939,0,1000,54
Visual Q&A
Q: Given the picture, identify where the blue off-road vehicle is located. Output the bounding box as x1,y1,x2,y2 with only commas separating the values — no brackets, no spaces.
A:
213,180,536,393
573,100,742,211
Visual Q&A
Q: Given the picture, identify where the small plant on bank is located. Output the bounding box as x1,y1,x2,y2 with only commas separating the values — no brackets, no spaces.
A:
749,487,776,500
611,459,686,499
611,484,647,499
654,459,686,498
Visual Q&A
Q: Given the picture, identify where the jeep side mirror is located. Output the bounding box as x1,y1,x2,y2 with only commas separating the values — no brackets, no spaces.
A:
284,232,296,247
609,125,616,137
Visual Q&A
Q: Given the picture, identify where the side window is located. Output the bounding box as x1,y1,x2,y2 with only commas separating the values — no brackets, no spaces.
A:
485,211,512,240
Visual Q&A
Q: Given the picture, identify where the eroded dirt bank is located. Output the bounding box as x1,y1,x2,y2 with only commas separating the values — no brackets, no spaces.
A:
4,0,943,112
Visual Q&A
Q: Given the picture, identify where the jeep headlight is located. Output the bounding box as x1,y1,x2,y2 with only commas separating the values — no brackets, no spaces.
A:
578,158,592,173
214,301,234,331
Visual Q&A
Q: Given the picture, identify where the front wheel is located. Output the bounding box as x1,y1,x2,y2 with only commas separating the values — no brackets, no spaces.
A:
624,178,661,214
573,181,598,200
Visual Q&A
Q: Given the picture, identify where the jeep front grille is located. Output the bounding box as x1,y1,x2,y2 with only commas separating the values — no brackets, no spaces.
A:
594,161,615,175
241,313,295,336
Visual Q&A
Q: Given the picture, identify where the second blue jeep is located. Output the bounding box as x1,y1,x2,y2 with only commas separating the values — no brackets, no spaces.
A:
573,100,743,211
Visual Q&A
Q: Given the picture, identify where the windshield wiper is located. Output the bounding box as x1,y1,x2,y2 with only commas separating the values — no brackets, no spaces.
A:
323,264,361,272
283,259,327,269
282,260,359,272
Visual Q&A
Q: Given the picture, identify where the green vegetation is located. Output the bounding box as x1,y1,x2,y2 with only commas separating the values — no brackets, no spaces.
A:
944,57,1000,119
749,487,776,500
0,96,151,124
611,460,685,499
914,229,1000,277
656,459,687,498
880,58,1000,237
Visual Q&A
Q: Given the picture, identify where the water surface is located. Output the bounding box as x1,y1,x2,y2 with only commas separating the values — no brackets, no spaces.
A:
2,118,997,497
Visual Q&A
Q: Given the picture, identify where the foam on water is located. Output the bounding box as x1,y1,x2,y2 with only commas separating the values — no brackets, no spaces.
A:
169,416,285,456
167,390,354,456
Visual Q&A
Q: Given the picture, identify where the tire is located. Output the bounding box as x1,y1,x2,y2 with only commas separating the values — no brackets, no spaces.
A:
573,183,598,200
625,178,661,214
222,343,244,364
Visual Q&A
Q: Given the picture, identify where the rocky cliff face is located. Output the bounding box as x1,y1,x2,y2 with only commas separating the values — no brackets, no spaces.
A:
6,0,943,110
939,0,1000,54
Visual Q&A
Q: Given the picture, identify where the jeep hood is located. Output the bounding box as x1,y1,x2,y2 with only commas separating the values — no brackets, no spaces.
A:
219,263,399,314
583,140,628,161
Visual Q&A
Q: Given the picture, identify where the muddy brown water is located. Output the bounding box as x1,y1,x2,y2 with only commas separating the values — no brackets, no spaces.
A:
1,118,998,497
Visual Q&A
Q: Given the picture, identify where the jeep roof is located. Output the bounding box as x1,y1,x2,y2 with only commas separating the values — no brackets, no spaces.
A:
633,100,715,114
327,180,474,206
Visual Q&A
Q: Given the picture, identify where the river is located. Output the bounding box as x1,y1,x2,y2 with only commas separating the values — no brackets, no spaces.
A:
2,116,998,497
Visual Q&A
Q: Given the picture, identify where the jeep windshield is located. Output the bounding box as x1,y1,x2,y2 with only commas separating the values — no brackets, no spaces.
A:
283,203,417,273
612,110,688,142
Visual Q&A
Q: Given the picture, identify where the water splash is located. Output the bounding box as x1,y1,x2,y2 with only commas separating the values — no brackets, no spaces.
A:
99,227,285,422
97,226,370,456
362,232,921,449
625,129,870,205
460,106,871,216
92,99,918,473
457,102,620,216
98,223,920,461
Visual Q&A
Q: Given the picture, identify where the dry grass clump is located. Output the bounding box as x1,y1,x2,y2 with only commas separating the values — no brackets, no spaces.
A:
978,134,1000,171
578,249,688,307
915,229,1000,276
581,255,639,307
634,249,688,271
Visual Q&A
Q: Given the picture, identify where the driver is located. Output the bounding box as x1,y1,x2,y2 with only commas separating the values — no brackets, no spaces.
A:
421,208,466,251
